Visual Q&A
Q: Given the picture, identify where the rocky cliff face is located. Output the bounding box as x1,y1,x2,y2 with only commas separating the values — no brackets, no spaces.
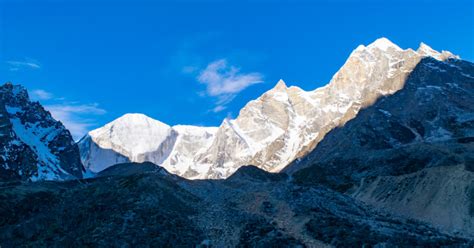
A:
289,57,474,236
79,38,458,179
0,83,84,181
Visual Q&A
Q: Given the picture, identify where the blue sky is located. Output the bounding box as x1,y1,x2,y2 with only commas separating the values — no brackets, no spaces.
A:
1,0,473,139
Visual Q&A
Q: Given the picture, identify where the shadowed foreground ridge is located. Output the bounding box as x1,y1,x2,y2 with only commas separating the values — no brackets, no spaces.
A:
0,163,472,247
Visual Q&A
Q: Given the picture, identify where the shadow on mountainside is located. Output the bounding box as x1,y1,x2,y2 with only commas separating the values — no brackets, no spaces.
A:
284,57,474,237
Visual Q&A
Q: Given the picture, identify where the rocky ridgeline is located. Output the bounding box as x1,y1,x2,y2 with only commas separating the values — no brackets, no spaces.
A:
0,83,84,181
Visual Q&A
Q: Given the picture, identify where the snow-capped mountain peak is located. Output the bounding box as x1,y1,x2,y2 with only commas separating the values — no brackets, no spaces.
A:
417,42,437,54
89,113,172,160
273,79,288,91
416,42,459,61
367,37,403,51
101,113,170,130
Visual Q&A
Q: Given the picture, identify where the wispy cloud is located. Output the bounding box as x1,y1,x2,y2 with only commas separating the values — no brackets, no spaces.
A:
28,85,106,140
181,65,199,74
7,59,41,71
198,59,263,112
31,89,54,100
212,105,226,113
44,103,106,140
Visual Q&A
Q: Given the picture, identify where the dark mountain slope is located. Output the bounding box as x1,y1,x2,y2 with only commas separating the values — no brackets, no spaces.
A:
287,57,474,236
97,161,170,178
1,164,471,247
0,170,204,247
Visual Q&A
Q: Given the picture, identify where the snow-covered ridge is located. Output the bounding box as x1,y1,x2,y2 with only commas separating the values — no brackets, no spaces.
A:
81,115,218,177
0,82,84,181
80,37,459,179
89,113,172,160
367,37,403,51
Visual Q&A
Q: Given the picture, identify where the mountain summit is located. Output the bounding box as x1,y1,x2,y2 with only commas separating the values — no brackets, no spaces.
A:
0,83,84,181
366,37,403,51
91,113,172,156
79,37,459,179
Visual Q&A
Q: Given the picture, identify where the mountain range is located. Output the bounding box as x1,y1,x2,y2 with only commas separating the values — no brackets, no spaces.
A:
1,37,473,246
79,38,460,180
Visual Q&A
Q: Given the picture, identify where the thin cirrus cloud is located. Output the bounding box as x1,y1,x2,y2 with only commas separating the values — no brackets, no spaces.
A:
197,59,263,112
7,59,41,71
30,88,106,140
44,103,106,141
31,89,54,100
